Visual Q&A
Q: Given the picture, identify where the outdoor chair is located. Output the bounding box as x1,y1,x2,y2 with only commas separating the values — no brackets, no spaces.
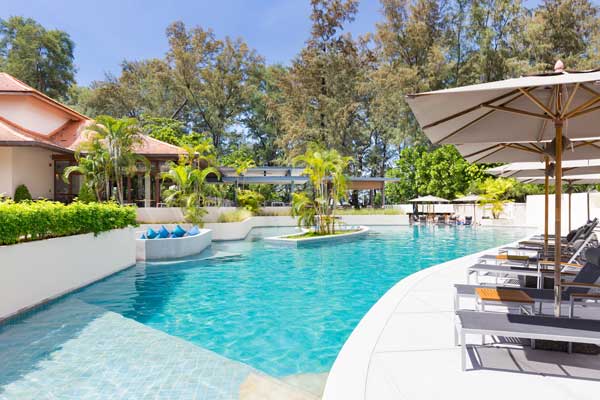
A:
455,310,600,371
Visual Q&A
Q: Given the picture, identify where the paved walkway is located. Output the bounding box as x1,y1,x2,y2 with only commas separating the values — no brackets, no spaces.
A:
323,244,600,400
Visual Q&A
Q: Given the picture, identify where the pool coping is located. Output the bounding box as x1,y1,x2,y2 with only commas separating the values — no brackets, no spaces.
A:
322,234,533,400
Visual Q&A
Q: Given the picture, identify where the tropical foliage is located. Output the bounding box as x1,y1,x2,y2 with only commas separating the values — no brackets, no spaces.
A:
0,200,136,245
236,189,264,213
64,116,149,204
7,1,600,202
292,145,352,234
476,178,515,219
161,162,220,225
385,145,489,203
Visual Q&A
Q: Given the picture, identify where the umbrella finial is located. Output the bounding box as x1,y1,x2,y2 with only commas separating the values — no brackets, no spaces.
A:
554,60,565,73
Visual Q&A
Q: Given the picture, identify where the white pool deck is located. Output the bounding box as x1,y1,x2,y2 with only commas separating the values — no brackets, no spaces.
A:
323,241,600,400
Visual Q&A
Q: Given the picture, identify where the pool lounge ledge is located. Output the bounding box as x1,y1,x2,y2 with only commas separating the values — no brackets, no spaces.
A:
322,236,600,400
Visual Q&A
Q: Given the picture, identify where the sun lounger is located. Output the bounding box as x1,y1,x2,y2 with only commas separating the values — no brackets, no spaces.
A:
467,263,546,288
456,259,600,314
455,310,600,370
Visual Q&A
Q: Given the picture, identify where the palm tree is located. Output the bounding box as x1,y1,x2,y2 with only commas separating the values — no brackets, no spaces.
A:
161,163,220,225
293,144,352,234
84,116,148,204
63,138,111,201
180,138,216,168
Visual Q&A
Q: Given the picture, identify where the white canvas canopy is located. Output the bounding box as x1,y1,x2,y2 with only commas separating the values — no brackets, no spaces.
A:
406,61,600,317
457,139,600,163
408,195,449,203
406,68,600,145
487,160,600,178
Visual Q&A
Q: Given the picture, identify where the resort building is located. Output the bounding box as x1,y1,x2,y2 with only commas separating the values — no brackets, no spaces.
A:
0,72,184,204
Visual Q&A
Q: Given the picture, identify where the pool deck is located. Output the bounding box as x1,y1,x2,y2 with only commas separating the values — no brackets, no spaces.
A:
323,241,600,400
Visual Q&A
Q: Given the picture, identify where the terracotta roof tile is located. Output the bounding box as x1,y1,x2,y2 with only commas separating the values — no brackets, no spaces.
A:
0,118,72,153
0,73,32,92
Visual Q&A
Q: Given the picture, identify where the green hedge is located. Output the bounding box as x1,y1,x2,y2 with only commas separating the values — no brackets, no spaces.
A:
0,200,137,245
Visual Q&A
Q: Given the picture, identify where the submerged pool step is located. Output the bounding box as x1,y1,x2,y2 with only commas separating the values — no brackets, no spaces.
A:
240,373,320,400
0,299,308,399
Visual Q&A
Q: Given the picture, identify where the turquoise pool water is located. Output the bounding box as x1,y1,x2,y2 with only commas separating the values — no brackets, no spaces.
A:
0,225,533,399
63,225,530,377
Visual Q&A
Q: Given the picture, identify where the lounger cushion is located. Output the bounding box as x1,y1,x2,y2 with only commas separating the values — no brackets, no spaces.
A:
158,225,170,238
171,225,186,238
585,247,600,267
566,229,579,242
145,227,158,239
188,225,200,236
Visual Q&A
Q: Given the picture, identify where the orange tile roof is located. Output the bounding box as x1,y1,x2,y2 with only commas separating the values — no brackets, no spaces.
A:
0,73,185,158
0,72,32,91
0,117,72,153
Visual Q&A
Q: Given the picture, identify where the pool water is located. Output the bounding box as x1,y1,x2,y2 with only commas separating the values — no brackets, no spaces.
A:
62,225,530,377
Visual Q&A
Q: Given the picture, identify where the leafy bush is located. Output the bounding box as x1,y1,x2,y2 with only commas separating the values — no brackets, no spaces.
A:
237,189,264,213
0,200,137,245
13,184,32,202
77,182,97,203
217,209,253,223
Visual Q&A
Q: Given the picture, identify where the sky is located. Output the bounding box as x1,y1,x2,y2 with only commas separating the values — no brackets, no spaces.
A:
4,0,543,87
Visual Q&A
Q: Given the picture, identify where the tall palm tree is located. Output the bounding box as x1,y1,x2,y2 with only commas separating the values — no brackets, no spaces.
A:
84,116,148,204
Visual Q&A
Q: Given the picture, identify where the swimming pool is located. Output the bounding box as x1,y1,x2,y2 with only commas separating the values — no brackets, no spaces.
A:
0,225,531,397
76,225,529,375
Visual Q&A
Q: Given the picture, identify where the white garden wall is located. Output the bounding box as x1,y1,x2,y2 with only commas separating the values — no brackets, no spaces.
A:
0,228,136,321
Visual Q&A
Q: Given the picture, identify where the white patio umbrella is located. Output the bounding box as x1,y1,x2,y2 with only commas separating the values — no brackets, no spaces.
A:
408,195,449,203
488,161,600,250
409,195,449,216
406,61,600,316
452,194,482,224
517,174,600,232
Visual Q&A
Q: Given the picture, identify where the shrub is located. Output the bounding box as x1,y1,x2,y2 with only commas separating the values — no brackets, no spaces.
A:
0,200,137,245
14,184,32,202
237,189,264,213
77,182,97,203
217,208,253,223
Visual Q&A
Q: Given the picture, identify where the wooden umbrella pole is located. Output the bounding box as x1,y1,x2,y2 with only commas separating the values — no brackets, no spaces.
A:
544,156,549,259
554,117,563,318
569,184,572,232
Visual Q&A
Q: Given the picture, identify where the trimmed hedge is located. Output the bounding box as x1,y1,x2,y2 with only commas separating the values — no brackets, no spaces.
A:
0,200,137,245
14,184,32,202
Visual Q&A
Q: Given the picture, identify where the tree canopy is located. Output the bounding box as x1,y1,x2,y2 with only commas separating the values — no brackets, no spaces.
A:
0,16,75,99
4,1,600,202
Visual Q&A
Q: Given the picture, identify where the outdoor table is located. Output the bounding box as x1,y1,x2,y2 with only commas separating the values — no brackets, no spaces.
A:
475,287,535,315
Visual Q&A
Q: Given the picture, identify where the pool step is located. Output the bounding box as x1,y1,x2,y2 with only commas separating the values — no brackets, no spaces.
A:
0,299,278,399
281,373,329,398
240,373,320,400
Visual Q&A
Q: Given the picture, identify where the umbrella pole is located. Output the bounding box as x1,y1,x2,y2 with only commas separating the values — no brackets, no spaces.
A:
554,118,564,318
544,156,549,259
568,184,572,232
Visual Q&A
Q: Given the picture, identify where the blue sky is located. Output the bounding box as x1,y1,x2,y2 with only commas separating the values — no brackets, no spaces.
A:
4,0,543,87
